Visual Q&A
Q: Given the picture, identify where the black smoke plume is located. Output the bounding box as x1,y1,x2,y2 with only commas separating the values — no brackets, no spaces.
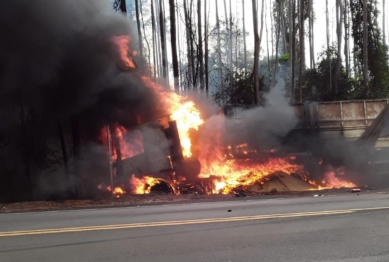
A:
0,0,169,130
0,0,168,201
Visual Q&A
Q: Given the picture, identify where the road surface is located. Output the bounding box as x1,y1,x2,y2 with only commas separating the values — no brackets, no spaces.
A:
1,193,389,262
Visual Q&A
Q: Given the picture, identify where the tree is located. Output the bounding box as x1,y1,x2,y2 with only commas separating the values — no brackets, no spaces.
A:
159,0,168,80
113,0,127,13
303,47,355,101
139,0,151,65
335,0,343,95
204,0,209,95
273,0,281,84
198,0,204,91
135,0,143,57
344,0,350,76
280,1,287,55
382,0,386,45
242,0,247,72
223,0,231,69
176,3,182,81
351,0,389,98
309,0,315,68
291,0,297,102
252,0,260,104
169,0,179,92
184,0,196,89
326,0,332,94
229,0,233,68
213,71,256,106
270,0,275,58
151,0,157,78
259,0,265,66
363,0,369,92
215,0,222,87
298,0,305,103
266,0,271,77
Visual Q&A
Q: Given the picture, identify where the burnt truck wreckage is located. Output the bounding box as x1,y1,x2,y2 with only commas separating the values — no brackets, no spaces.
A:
104,116,205,196
100,99,389,198
102,113,303,197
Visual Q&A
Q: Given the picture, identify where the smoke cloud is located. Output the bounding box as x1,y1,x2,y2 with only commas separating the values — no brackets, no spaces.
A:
0,0,167,131
220,80,297,151
197,79,380,188
0,0,174,200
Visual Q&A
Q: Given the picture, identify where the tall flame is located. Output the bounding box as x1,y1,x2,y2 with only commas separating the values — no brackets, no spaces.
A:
170,101,204,157
138,76,204,158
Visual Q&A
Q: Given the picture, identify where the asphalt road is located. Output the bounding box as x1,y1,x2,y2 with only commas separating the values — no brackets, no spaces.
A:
1,193,389,262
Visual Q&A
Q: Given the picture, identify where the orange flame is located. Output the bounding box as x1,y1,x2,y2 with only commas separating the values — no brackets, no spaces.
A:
317,169,357,189
113,126,144,160
130,175,162,194
138,75,204,157
201,158,308,194
113,187,126,195
99,126,144,162
97,184,126,198
170,101,204,157
196,115,309,193
97,184,111,191
196,114,356,194
112,36,136,68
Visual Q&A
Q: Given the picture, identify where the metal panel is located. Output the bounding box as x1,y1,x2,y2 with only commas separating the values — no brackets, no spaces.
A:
316,103,342,128
341,101,365,127
290,100,389,145
366,101,388,119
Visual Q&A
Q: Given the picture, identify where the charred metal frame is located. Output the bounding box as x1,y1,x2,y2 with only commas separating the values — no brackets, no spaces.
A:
107,117,185,187
164,120,184,164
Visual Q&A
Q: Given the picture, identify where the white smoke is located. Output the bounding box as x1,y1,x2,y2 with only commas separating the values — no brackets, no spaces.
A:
222,79,297,151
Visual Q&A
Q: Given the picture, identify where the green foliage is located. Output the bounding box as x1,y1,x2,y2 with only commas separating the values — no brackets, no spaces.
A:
302,47,356,101
350,0,389,98
213,70,266,106
279,53,290,63
367,41,389,97
213,71,255,106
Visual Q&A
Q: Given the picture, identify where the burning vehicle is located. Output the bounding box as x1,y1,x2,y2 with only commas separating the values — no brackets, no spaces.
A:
1,0,384,203
91,36,372,199
99,116,203,196
96,72,361,198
